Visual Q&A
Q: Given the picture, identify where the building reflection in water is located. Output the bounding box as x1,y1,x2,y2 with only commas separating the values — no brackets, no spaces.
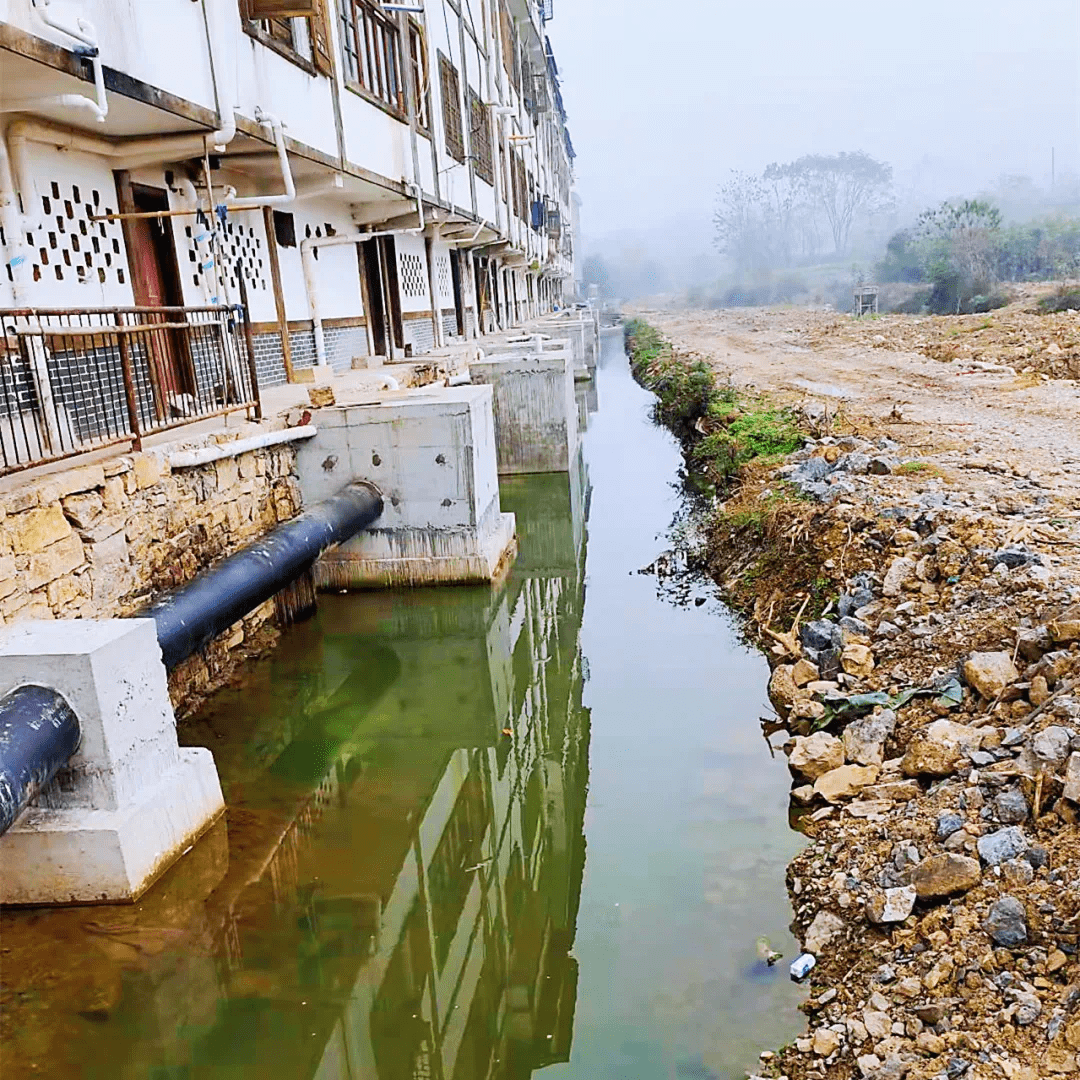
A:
22,452,594,1080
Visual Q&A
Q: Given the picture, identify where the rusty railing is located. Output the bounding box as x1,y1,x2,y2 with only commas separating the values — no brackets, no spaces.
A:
0,306,261,475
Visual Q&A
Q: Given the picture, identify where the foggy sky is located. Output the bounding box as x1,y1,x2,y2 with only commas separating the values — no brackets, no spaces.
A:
545,0,1080,243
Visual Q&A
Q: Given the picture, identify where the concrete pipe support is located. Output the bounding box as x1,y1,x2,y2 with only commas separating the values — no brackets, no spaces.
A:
0,684,80,835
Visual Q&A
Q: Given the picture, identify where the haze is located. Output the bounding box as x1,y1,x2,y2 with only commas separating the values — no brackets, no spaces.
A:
546,0,1080,263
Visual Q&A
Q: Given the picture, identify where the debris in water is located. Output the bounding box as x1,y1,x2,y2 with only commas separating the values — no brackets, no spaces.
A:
790,953,816,980
756,936,783,966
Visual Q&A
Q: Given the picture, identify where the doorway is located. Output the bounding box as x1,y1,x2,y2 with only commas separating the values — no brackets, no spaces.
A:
449,249,465,338
115,173,192,419
360,238,387,359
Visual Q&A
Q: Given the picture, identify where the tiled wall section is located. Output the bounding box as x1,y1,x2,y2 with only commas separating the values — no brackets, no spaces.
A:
403,317,435,357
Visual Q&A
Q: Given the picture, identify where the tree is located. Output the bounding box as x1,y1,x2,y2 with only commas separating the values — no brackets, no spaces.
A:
712,171,771,275
914,199,1003,313
790,151,893,255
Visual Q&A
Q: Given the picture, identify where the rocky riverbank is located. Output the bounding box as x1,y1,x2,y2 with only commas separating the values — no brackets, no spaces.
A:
625,314,1080,1080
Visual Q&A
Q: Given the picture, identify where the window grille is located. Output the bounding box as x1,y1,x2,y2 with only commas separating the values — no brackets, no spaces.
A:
467,88,493,185
439,53,465,163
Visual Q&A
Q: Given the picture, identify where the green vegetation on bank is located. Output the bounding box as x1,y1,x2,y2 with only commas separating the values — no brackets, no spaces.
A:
624,319,803,484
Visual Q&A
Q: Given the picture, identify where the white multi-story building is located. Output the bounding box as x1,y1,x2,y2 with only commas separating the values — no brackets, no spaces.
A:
0,0,577,468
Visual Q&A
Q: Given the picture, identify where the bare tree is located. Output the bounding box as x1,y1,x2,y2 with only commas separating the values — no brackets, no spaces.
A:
791,151,893,255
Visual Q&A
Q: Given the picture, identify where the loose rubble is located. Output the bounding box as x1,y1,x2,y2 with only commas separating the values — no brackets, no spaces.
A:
626,305,1080,1080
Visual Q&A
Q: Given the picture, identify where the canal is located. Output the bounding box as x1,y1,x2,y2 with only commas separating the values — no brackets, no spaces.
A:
1,329,805,1079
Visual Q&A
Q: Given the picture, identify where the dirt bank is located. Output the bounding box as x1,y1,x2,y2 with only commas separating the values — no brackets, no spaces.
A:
626,303,1080,1080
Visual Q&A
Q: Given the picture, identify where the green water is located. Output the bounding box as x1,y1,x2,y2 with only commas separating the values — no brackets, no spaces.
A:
0,332,805,1079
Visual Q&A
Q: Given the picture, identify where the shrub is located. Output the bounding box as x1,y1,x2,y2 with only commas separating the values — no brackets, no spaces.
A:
1037,286,1080,313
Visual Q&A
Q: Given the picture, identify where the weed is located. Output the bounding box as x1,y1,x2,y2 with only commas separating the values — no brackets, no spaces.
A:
896,461,943,477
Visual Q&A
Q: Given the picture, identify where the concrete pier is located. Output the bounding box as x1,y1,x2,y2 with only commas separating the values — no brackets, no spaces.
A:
0,619,224,904
469,353,578,475
296,386,517,587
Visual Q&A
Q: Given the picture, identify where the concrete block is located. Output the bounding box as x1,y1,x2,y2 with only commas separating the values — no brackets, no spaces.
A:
0,619,224,904
469,354,578,475
297,386,516,587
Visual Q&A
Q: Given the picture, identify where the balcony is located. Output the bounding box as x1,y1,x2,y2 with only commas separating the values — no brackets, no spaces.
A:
0,306,260,476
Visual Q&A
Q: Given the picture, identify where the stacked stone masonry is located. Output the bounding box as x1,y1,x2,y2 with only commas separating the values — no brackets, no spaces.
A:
0,443,304,712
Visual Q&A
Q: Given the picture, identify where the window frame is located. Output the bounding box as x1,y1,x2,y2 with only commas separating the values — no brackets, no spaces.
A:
239,0,331,75
339,0,408,121
408,22,432,134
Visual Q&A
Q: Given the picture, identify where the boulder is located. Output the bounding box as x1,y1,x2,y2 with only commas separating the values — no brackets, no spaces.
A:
902,719,984,777
993,788,1029,824
841,643,875,677
801,619,844,653
791,658,820,687
1017,624,1053,662
883,556,917,598
1050,607,1080,643
804,909,846,953
936,811,963,840
908,853,981,899
1064,752,1080,803
789,731,844,781
843,709,896,766
769,665,799,713
985,895,1028,946
814,764,880,803
1033,725,1071,766
963,651,1020,700
813,1027,841,1057
977,825,1028,866
866,885,917,924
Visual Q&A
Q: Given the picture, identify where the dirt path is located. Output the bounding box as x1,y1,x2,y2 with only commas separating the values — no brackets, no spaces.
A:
638,304,1080,500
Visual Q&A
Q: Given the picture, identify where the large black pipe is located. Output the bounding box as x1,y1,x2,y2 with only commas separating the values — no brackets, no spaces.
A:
0,685,81,835
144,481,383,672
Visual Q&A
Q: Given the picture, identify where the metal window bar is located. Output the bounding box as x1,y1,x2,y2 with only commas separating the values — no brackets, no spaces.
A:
0,306,260,476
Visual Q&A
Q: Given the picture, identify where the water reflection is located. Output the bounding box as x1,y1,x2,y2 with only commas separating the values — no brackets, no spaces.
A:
0,460,593,1080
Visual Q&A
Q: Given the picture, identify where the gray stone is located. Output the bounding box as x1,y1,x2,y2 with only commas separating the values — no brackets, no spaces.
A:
985,896,1027,946
801,619,844,653
839,588,875,617
977,826,1028,866
843,709,896,767
868,456,894,475
893,840,921,871
936,811,964,840
993,788,1029,824
1017,625,1053,662
1033,725,1071,766
839,615,872,638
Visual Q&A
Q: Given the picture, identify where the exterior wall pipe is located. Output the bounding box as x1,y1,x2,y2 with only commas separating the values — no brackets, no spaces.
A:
142,482,384,672
31,0,108,122
0,684,81,836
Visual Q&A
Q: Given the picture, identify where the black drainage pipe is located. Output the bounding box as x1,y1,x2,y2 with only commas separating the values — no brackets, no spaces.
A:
0,685,81,836
143,481,383,672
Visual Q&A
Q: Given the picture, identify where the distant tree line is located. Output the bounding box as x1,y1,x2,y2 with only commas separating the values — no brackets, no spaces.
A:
713,151,894,274
877,199,1080,313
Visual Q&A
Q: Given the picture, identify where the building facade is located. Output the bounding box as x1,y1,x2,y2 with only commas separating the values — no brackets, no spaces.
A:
0,0,577,402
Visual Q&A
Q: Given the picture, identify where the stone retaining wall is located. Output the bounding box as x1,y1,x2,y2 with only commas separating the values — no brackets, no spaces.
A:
0,442,304,714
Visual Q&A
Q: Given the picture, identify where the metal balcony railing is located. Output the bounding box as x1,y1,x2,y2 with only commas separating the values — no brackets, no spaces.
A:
0,306,261,476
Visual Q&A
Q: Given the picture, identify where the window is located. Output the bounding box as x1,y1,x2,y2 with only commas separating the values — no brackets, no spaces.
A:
273,210,296,248
499,2,519,92
439,53,465,164
240,0,334,74
340,0,405,116
409,25,430,131
468,88,493,185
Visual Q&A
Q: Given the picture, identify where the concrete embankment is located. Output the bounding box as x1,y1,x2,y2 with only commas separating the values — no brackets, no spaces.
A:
626,316,1080,1080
